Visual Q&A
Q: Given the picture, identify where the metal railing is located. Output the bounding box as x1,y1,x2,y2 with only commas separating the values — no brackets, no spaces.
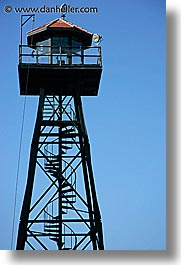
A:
19,45,102,66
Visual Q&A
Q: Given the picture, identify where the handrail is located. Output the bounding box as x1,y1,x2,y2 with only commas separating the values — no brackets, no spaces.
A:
19,44,102,66
44,207,54,220
62,222,77,249
44,200,78,249
20,44,100,49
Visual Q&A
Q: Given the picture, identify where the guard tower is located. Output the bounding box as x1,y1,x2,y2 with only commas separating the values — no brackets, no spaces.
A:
17,17,104,250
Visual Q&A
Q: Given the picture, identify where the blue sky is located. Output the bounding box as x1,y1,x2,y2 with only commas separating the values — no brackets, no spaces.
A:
0,0,166,250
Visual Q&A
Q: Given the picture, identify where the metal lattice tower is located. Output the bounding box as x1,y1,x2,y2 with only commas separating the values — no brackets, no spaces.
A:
16,17,104,250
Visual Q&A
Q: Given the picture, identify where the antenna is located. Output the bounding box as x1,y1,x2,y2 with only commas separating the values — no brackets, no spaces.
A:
60,3,67,20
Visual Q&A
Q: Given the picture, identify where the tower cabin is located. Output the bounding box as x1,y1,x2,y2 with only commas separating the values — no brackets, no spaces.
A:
18,18,102,96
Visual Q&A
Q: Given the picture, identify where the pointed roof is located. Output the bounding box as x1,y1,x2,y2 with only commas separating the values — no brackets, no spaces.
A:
27,18,92,37
27,18,93,47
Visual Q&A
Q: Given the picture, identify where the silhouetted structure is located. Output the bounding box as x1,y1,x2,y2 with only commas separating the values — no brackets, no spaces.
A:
17,17,104,250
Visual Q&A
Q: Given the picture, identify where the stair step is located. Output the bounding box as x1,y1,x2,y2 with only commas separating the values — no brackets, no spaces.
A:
45,165,59,169
44,228,59,233
46,168,59,172
43,107,54,109
45,224,60,228
61,145,72,150
40,120,78,128
62,205,72,209
49,156,61,160
45,168,60,172
62,128,75,133
41,133,79,138
45,165,58,169
46,170,59,175
62,200,76,204
46,161,60,165
62,194,76,198
47,158,60,162
44,102,54,104
61,131,77,137
62,188,74,193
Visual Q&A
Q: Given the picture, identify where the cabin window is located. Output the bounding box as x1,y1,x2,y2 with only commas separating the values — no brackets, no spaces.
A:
36,39,51,54
52,37,69,53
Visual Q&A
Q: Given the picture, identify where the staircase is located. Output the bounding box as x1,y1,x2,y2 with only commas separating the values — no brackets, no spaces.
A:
42,95,78,249
43,142,77,249
43,96,56,120
44,219,77,250
44,189,77,249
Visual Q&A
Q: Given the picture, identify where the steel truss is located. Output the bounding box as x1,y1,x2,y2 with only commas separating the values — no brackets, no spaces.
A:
16,89,104,250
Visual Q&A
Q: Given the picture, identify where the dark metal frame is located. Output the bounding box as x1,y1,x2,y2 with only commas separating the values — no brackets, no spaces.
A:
20,15,35,46
19,45,102,66
16,90,104,250
18,45,102,96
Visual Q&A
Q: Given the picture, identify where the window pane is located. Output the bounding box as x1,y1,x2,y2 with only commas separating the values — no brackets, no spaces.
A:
37,39,50,54
52,37,68,53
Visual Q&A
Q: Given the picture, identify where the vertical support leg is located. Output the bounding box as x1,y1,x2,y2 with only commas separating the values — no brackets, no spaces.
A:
85,143,104,250
74,95,104,250
16,89,44,250
58,95,63,250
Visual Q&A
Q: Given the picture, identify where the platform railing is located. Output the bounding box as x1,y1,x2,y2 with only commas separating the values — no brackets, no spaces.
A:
19,45,102,66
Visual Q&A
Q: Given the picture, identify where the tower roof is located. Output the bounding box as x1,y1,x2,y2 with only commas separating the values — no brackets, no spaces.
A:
27,18,93,47
27,18,92,36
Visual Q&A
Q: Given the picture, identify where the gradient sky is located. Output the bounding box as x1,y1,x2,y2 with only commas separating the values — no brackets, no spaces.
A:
0,0,166,250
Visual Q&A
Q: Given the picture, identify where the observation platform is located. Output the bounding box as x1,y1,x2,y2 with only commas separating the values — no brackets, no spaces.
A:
18,45,102,96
